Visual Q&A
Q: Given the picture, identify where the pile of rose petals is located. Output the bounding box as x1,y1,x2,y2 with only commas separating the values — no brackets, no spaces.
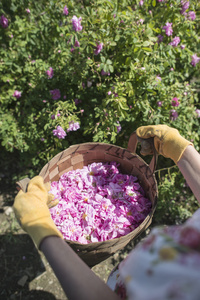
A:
50,161,151,244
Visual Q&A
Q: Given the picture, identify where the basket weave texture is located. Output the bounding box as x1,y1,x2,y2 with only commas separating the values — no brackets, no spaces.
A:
39,140,158,267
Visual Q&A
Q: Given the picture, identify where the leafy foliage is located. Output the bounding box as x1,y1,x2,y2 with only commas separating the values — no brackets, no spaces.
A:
1,0,200,223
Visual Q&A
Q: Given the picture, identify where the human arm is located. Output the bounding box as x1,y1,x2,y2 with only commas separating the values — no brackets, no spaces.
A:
136,125,200,203
177,145,200,204
13,176,120,300
40,236,120,300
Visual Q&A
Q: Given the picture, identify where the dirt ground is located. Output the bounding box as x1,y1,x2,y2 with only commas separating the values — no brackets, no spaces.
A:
0,189,144,300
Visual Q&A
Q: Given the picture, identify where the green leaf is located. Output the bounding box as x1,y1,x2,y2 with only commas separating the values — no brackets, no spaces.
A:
110,41,117,46
143,41,150,47
142,47,152,52
106,59,112,65
152,0,156,7
108,65,114,73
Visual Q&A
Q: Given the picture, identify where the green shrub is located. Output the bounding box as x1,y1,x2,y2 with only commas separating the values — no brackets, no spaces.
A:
1,0,200,223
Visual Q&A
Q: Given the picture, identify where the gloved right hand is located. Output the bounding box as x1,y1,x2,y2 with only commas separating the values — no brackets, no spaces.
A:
136,125,193,164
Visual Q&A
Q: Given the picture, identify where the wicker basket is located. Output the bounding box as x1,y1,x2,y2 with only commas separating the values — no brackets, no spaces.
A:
35,132,158,267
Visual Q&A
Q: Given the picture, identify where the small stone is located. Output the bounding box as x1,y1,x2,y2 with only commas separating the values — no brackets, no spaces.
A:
5,207,13,216
17,275,28,286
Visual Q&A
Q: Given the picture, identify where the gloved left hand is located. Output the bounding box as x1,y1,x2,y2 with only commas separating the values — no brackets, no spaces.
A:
13,176,63,248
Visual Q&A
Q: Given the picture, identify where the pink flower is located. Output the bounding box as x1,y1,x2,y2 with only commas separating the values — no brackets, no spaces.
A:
53,126,66,139
139,0,144,5
171,97,180,107
74,40,80,47
157,101,163,107
50,89,61,100
191,54,200,67
71,15,82,32
195,109,200,118
163,22,173,36
13,90,22,98
157,35,164,43
94,42,103,55
108,91,112,95
156,76,162,82
0,15,8,28
181,1,190,14
101,70,110,76
170,109,178,121
26,8,30,13
51,114,55,120
67,121,80,132
139,19,144,24
181,44,186,49
169,36,180,47
187,11,196,20
63,5,68,15
49,162,151,243
74,98,81,105
46,67,54,79
116,121,121,133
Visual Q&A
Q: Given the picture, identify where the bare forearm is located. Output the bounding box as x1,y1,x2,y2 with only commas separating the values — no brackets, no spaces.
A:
177,145,200,204
40,236,120,300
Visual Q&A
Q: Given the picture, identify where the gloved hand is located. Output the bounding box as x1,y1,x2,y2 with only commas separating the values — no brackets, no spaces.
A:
136,124,193,164
13,176,63,248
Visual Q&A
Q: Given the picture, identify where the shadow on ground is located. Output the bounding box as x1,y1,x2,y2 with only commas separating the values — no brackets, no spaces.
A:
0,233,55,299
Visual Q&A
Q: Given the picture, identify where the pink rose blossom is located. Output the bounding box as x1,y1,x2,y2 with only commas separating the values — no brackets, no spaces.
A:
74,98,81,105
171,97,180,107
181,1,190,14
63,5,68,15
94,42,103,55
53,126,66,139
163,22,173,36
156,76,162,82
13,90,22,98
74,40,80,47
50,89,61,100
67,121,80,132
26,8,30,13
187,11,196,20
0,15,8,28
195,109,200,118
71,15,82,32
116,121,121,133
157,35,164,43
101,70,110,76
191,54,200,67
170,109,178,121
108,91,112,95
46,67,54,79
169,36,180,47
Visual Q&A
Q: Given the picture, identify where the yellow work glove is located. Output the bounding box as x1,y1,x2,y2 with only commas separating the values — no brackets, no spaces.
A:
13,176,63,248
136,124,193,164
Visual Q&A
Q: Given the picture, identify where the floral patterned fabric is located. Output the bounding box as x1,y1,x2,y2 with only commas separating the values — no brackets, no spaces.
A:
107,208,200,300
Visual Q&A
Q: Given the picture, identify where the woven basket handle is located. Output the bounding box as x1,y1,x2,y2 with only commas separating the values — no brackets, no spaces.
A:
127,131,158,173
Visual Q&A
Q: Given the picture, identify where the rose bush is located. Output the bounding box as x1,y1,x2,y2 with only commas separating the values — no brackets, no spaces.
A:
0,0,200,224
